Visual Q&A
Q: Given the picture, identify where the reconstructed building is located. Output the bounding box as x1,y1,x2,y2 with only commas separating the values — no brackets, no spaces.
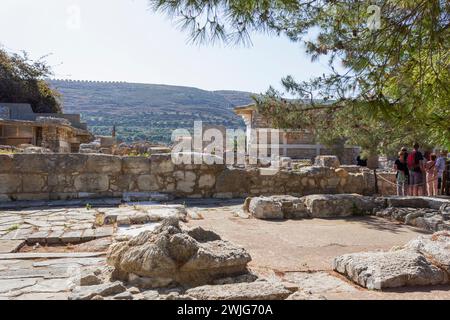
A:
234,104,360,165
0,103,93,153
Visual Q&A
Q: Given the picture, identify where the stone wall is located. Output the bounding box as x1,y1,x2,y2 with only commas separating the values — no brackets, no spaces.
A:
0,154,396,202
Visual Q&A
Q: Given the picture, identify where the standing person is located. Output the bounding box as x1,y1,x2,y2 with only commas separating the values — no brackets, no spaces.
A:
356,152,367,167
407,143,425,196
443,154,450,196
436,150,448,195
394,151,408,196
401,147,410,195
425,154,438,196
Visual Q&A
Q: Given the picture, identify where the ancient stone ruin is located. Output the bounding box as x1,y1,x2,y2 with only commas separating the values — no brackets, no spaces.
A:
333,231,450,290
107,219,252,288
0,151,449,300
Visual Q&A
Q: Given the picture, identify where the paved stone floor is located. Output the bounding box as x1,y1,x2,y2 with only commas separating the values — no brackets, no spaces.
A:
0,199,449,300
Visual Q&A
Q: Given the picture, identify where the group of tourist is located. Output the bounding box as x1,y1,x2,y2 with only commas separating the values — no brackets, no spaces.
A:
394,143,449,197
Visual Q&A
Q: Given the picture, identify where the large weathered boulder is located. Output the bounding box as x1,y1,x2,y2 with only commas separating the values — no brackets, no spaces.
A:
301,194,376,218
333,249,448,290
185,281,291,300
405,232,450,273
107,219,251,287
249,197,283,219
248,196,309,220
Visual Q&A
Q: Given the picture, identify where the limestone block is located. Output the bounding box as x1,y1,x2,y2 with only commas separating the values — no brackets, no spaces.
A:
0,174,21,193
301,178,308,186
327,177,341,188
85,155,121,173
137,175,159,191
54,154,88,173
335,168,349,178
14,193,50,201
315,155,341,168
13,154,54,173
150,154,174,174
23,174,47,193
0,154,13,173
175,171,196,193
122,157,151,174
213,192,233,199
198,174,216,189
186,281,291,300
249,197,283,219
215,168,249,193
74,174,109,192
333,249,448,290
47,175,76,193
301,194,376,218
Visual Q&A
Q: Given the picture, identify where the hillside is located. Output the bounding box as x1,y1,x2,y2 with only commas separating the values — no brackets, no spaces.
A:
48,80,253,144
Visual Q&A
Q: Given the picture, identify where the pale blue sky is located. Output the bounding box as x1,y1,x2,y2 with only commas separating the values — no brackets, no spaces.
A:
1,0,333,93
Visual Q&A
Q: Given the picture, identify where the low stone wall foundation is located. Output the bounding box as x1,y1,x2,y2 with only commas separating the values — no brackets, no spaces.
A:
0,154,395,202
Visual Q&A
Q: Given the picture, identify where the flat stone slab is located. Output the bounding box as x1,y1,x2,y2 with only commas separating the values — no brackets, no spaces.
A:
282,272,357,295
185,281,292,300
0,267,69,280
69,281,126,300
0,278,38,294
0,240,25,254
0,252,105,260
333,249,448,290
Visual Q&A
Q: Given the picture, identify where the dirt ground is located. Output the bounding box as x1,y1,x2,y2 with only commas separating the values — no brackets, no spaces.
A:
186,202,450,300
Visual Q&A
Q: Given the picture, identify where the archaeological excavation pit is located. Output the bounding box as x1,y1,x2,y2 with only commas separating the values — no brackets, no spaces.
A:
1,193,449,300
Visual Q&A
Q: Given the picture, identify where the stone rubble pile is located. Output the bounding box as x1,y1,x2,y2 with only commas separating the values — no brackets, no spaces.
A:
246,194,450,233
333,231,450,290
374,196,450,232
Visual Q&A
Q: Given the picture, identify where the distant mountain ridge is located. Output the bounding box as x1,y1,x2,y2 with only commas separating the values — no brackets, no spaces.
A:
48,79,254,144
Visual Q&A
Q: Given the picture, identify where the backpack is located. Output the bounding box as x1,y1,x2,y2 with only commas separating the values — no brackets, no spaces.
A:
407,151,418,170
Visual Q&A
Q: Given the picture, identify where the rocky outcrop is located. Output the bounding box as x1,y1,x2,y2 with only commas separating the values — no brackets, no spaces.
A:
376,207,450,232
247,194,378,220
386,196,450,210
333,249,448,290
107,219,252,287
334,231,450,290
